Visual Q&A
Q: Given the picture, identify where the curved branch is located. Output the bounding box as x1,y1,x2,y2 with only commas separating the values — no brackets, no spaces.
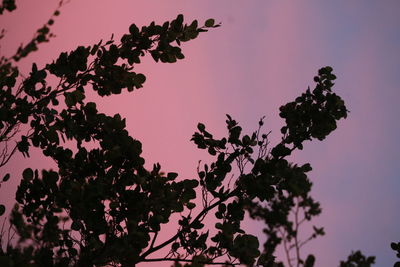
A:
139,188,239,261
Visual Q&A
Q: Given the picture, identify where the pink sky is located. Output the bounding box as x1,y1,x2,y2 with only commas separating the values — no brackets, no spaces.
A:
1,1,399,266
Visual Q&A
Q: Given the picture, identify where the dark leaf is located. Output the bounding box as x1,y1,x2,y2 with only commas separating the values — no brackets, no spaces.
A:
2,173,10,182
22,168,33,180
205,19,215,27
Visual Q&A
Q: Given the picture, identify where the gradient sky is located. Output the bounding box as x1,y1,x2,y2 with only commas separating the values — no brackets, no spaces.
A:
1,1,399,266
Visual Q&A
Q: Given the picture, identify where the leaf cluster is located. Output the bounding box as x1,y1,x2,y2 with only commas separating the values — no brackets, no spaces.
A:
188,68,349,266
0,0,16,15
391,242,400,267
0,12,219,266
339,251,375,267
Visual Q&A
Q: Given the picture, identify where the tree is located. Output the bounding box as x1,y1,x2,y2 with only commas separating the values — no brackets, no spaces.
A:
0,1,382,266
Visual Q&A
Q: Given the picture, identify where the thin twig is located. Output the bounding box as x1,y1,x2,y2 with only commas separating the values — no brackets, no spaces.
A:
278,227,293,267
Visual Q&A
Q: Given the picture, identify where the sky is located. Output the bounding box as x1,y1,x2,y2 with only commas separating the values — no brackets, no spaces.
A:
1,0,400,266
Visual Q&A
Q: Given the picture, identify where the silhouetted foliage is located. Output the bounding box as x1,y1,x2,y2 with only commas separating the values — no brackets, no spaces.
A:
0,2,386,267
0,0,16,15
339,251,375,267
391,242,400,267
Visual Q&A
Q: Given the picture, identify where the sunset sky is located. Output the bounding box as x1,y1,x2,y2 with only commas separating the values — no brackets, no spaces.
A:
1,1,399,266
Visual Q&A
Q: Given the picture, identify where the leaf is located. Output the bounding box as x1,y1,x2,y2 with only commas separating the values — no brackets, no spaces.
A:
191,220,204,229
64,93,75,107
198,171,205,179
46,129,59,144
167,172,178,180
302,163,312,172
205,19,215,27
197,123,205,132
187,202,196,209
129,24,139,36
197,231,209,244
32,63,38,73
304,254,315,267
218,204,226,213
71,221,81,230
176,14,184,24
22,168,33,180
134,73,146,87
271,143,291,158
73,89,85,102
0,205,5,216
68,248,78,256
2,173,10,182
110,202,118,209
172,242,180,251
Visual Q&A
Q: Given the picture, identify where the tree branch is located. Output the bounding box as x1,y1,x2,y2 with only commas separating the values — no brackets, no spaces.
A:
150,231,158,250
139,188,239,261
141,257,239,266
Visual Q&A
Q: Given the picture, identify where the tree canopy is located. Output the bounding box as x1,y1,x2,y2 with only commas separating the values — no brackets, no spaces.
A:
0,1,396,266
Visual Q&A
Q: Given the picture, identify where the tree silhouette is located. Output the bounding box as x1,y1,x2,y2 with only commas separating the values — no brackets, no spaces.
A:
0,1,384,266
